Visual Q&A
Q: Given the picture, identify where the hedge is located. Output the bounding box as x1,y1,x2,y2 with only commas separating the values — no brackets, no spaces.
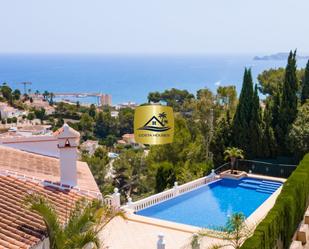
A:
241,153,309,249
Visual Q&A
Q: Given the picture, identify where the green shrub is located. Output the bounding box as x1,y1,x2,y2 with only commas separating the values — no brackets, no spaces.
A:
11,117,17,123
27,112,35,120
241,153,309,249
155,161,176,193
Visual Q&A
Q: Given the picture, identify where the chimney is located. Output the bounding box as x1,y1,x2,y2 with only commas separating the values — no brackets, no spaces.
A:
56,124,80,187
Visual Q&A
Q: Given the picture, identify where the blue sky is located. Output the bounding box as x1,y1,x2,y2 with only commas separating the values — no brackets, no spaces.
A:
0,0,308,54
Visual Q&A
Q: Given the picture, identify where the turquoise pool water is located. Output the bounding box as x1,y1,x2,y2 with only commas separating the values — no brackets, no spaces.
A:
136,177,282,229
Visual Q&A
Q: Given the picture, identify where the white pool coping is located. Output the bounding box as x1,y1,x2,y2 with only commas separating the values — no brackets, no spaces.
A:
124,173,286,234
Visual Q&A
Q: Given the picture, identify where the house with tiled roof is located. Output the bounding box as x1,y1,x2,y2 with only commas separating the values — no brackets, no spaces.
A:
0,102,26,119
117,134,145,149
0,125,58,157
0,124,101,248
0,124,85,158
80,140,99,155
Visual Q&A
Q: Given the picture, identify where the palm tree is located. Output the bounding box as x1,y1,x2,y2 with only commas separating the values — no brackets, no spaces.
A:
191,213,253,249
43,90,49,101
49,92,55,105
158,112,167,124
24,194,124,249
224,147,244,174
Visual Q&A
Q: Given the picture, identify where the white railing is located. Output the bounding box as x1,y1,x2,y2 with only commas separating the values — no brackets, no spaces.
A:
178,174,215,194
103,188,121,208
124,170,217,212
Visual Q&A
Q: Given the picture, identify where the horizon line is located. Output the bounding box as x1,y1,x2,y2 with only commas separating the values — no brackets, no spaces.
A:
0,51,309,56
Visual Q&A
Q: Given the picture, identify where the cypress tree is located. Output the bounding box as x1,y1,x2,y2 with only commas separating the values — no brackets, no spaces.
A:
271,84,281,153
301,59,309,104
210,110,232,166
271,89,281,130
249,84,263,158
232,68,254,156
276,50,298,154
262,101,277,158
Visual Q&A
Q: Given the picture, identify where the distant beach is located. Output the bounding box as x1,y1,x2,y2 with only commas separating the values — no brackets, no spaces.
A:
0,54,307,105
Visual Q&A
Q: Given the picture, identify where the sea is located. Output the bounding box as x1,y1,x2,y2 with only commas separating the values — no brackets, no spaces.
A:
0,54,307,105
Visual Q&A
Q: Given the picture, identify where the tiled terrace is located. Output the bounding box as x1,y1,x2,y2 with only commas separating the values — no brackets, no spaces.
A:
100,216,229,249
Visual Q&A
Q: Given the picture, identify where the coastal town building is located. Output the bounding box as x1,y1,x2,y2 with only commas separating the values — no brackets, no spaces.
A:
0,102,25,119
0,124,100,248
80,139,99,155
116,101,137,109
111,110,119,118
122,133,135,144
100,94,112,106
8,125,52,135
0,125,58,157
117,133,144,149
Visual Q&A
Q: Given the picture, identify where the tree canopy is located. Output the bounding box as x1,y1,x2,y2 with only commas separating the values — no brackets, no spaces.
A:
301,60,309,104
148,88,194,111
258,67,304,96
288,101,309,160
276,50,299,154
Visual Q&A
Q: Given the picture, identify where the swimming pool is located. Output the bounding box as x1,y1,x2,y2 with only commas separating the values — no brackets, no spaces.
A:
136,177,282,229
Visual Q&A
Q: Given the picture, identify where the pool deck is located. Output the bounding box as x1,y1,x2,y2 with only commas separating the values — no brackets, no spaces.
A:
100,216,231,249
100,174,285,249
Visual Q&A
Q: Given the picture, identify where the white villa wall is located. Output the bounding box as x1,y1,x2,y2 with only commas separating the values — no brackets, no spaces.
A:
0,136,59,157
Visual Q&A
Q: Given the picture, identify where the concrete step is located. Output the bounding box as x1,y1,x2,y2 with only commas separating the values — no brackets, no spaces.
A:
239,183,258,189
262,180,281,186
259,184,279,190
242,179,262,185
256,188,275,194
260,181,281,187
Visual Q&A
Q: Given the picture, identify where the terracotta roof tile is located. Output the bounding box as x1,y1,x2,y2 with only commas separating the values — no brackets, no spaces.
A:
52,127,63,136
122,134,134,138
0,175,86,249
0,146,99,193
0,134,101,248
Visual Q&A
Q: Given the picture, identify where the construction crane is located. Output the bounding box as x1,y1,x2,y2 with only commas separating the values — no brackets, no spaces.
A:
20,82,32,94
